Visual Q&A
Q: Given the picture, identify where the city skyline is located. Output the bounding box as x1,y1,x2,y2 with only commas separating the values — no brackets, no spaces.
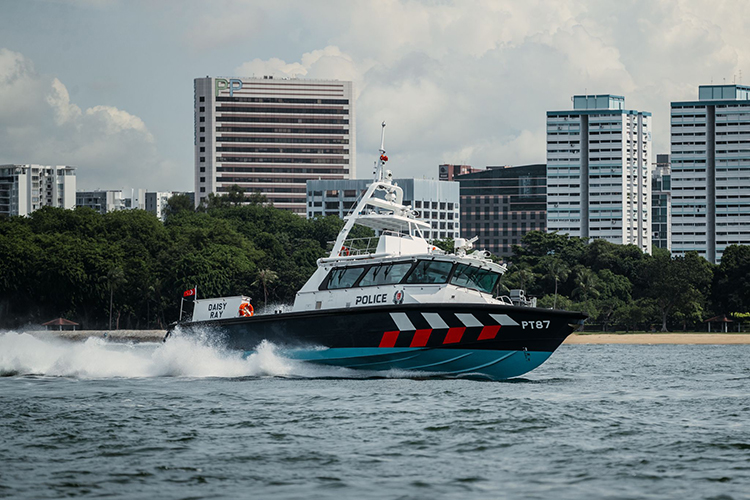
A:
1,1,749,191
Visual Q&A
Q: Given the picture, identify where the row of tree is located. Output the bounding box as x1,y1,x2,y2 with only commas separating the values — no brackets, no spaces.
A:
498,232,750,331
0,192,370,329
1,190,748,331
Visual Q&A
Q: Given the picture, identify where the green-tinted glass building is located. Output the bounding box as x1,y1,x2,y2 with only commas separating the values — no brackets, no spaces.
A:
455,164,546,258
651,154,671,250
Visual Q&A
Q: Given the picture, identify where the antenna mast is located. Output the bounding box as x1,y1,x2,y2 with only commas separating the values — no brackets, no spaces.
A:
375,121,388,181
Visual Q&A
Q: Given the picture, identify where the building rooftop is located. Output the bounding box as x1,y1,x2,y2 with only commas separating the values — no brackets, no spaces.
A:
456,164,546,179
698,84,750,101
572,94,625,110
548,94,650,116
206,75,346,83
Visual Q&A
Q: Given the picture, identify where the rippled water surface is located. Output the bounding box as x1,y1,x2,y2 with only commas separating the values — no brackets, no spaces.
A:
1,331,749,499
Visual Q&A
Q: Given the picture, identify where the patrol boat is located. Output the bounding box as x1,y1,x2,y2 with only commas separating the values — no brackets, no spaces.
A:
169,123,586,380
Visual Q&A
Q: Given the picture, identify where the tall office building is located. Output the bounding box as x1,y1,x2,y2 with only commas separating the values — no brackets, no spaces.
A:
652,154,672,250
547,95,652,253
456,164,546,257
0,164,76,216
671,84,750,263
306,178,460,240
194,76,355,214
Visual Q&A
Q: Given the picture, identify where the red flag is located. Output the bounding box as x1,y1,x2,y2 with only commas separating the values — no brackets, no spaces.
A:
183,287,196,298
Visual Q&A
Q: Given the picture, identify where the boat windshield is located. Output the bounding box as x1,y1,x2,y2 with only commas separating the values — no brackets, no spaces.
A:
359,262,413,287
450,264,501,294
405,260,453,284
328,267,366,289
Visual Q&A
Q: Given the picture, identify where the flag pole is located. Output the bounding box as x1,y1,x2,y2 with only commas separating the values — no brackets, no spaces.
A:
179,297,184,322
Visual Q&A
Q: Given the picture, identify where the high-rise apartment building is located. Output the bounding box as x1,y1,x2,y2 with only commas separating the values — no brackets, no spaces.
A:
671,84,750,263
456,164,546,257
194,76,355,214
306,178,460,240
0,164,76,216
547,95,652,253
652,154,671,250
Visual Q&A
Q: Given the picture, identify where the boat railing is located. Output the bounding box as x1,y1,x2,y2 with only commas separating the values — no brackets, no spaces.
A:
327,236,379,256
497,295,514,306
327,230,414,257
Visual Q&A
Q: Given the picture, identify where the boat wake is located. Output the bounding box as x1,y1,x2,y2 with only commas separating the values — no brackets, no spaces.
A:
0,330,423,380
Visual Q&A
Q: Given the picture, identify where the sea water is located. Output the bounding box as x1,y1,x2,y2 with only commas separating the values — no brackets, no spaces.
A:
1,331,749,500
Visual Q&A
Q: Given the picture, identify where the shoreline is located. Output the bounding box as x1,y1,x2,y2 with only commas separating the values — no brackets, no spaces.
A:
564,333,750,345
25,330,167,343
15,330,750,345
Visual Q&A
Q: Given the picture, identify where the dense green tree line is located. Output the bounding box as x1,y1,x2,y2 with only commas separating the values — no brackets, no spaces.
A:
0,192,369,329
502,232,750,331
1,191,748,331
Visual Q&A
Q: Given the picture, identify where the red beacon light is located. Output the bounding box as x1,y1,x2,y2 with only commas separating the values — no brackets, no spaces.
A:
380,154,388,162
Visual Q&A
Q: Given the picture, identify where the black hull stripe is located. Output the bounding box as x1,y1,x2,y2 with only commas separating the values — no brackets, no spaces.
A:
173,303,585,352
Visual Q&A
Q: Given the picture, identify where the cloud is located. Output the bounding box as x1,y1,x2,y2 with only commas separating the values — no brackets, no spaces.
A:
234,46,374,99
228,1,648,179
0,48,175,190
84,105,153,140
46,78,82,125
6,0,750,190
223,0,750,180
234,57,307,79
184,1,267,50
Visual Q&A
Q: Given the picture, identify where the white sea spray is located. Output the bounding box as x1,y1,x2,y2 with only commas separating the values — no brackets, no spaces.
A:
0,330,293,379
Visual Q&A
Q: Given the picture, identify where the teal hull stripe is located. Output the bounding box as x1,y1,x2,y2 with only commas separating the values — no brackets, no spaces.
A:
346,352,422,368
449,350,517,374
246,347,555,380
407,352,473,370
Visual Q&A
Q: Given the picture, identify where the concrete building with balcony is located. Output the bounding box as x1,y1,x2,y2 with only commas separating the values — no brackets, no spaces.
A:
77,188,146,213
671,84,750,263
77,189,192,220
547,94,652,253
194,76,354,214
76,190,126,214
145,192,172,221
0,164,76,217
306,178,460,240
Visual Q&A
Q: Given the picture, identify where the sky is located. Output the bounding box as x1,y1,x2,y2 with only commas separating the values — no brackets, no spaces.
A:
0,0,748,192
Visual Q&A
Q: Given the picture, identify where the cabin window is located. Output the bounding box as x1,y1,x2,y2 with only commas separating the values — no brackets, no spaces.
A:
450,264,500,294
327,267,366,289
358,262,413,287
405,260,453,284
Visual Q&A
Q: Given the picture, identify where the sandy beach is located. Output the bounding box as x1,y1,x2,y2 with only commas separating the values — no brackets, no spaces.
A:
564,333,750,345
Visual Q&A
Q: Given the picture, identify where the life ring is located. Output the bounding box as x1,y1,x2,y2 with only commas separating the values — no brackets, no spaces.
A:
339,246,351,256
239,302,254,317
